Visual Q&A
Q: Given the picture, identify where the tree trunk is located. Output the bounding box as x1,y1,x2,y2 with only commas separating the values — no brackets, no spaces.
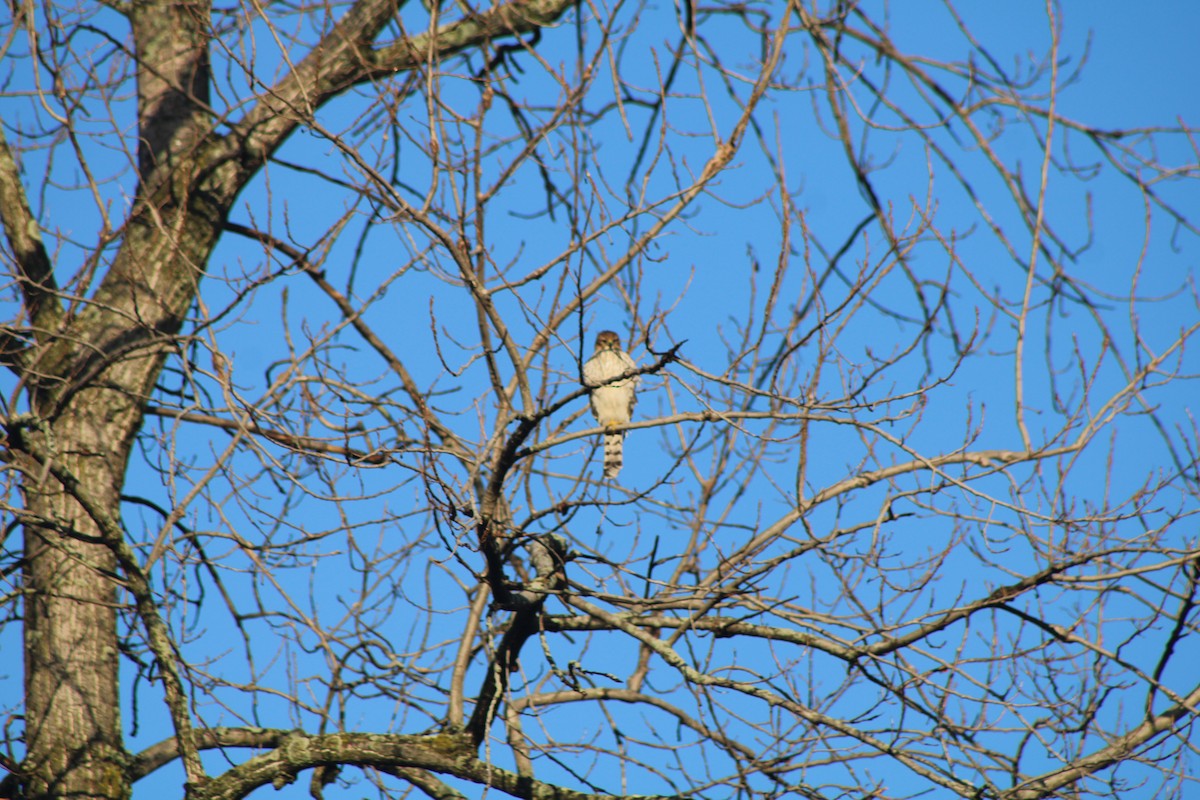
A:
18,192,229,798
18,2,217,791
22,408,130,800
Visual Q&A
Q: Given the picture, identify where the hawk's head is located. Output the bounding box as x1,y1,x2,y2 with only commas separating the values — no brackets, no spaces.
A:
594,330,621,352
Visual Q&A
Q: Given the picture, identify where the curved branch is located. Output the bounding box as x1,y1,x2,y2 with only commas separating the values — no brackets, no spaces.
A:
172,728,685,800
144,404,390,464
1005,683,1200,800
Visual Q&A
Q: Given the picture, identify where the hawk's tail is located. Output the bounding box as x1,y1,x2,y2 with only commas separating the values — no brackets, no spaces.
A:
603,432,624,479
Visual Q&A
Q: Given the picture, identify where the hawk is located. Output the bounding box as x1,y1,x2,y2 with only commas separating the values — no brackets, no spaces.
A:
583,330,638,480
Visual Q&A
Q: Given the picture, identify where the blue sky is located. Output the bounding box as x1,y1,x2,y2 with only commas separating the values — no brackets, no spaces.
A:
2,1,1199,798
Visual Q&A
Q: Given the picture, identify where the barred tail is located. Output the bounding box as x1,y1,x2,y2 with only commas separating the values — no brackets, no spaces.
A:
603,432,624,479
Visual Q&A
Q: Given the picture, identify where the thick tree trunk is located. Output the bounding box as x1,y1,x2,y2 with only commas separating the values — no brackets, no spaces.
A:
19,2,215,793
18,210,223,799
22,408,131,800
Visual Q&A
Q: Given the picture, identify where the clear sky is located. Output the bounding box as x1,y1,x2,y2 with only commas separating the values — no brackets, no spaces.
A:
2,2,1198,798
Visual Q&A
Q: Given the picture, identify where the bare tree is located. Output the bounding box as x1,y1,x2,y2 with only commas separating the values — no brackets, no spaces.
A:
1,1,1197,799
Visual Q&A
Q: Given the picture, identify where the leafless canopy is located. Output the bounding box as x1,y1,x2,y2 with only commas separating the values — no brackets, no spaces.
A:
0,1,1198,799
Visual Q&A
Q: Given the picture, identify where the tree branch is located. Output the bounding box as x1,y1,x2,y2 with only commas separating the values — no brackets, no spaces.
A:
176,728,685,800
0,123,61,336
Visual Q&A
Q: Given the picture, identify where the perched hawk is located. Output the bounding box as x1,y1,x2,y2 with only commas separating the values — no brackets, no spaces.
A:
583,330,638,480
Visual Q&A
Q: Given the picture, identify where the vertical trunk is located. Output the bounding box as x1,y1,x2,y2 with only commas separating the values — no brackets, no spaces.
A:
22,405,131,800
20,6,215,795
